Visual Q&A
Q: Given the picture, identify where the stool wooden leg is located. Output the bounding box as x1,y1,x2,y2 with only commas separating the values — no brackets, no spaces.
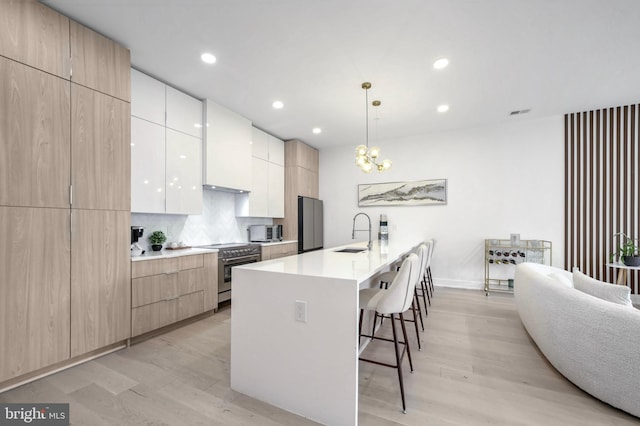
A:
413,288,425,331
410,299,422,349
390,313,407,413
428,267,434,295
358,309,364,345
420,274,430,310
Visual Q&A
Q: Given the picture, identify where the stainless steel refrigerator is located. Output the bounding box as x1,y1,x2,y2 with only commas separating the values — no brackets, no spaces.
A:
298,196,323,253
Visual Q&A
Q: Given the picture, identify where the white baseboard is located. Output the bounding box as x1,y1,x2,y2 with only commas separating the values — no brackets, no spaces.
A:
434,278,483,290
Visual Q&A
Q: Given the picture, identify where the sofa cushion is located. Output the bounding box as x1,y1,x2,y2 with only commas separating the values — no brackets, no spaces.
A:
573,269,632,307
547,271,573,288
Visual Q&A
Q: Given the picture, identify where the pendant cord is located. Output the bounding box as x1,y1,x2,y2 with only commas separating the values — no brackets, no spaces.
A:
365,87,369,149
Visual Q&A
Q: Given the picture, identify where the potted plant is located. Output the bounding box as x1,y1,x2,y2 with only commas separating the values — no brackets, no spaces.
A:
149,230,167,251
611,232,640,266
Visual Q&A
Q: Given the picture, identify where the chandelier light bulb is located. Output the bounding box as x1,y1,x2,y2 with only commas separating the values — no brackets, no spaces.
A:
354,81,392,173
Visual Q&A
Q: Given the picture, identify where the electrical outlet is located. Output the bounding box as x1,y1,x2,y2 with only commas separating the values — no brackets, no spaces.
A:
295,300,307,323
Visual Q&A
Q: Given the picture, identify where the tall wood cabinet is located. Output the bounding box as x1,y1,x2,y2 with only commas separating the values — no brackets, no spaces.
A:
0,0,71,79
276,140,319,241
0,0,131,385
0,206,71,382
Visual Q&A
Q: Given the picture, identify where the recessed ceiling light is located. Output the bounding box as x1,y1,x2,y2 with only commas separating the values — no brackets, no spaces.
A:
272,100,284,109
437,104,449,113
194,123,202,128
433,58,449,70
312,128,322,134
201,53,216,64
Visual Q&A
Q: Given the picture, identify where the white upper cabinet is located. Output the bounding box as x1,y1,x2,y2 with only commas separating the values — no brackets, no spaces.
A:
131,117,166,213
166,86,203,138
131,69,165,125
268,163,285,217
251,127,269,161
236,126,285,218
204,99,252,191
130,69,203,214
247,157,269,217
165,129,202,214
268,134,285,166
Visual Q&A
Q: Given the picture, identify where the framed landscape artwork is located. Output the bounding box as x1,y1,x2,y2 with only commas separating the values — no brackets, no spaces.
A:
358,179,447,207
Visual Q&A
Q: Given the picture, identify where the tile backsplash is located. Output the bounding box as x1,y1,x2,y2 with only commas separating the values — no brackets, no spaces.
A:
131,189,272,252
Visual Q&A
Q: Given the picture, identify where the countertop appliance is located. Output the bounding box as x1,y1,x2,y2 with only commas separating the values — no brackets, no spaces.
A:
131,226,145,257
249,224,283,242
298,196,323,253
196,242,261,304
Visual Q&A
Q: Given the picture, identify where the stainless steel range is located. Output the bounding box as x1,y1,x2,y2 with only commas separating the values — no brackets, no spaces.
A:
197,243,261,304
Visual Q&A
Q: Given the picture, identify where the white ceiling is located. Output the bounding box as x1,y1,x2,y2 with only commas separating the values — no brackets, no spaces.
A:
42,0,640,150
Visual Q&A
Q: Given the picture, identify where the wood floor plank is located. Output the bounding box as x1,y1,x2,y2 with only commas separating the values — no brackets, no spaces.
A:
0,287,638,425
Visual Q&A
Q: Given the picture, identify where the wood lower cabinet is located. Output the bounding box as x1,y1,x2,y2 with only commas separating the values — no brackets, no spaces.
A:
261,242,298,261
178,291,205,322
0,56,71,208
0,207,71,382
131,253,217,337
71,209,131,357
131,299,179,337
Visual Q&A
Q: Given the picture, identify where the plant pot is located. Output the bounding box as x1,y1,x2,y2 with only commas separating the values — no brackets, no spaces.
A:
151,244,163,251
622,255,640,267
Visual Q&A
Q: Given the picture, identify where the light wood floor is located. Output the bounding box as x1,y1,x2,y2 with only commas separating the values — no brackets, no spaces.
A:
1,288,638,425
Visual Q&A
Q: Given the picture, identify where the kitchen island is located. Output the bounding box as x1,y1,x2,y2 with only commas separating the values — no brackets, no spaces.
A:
230,238,420,426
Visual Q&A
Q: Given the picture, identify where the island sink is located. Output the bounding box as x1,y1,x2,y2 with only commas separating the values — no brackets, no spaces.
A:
334,247,368,253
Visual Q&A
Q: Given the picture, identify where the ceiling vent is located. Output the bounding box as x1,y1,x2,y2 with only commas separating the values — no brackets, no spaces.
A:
509,108,531,116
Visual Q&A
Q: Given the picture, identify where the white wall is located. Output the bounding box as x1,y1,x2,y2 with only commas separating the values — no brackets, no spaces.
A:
319,116,565,289
131,189,271,252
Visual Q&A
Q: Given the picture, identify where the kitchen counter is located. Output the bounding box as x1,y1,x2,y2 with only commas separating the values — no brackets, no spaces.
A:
246,239,413,282
231,238,420,426
256,239,297,247
131,247,218,262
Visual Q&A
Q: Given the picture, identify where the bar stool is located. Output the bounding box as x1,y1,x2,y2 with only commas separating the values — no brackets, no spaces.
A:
415,241,433,310
425,239,436,297
381,243,430,329
359,253,421,413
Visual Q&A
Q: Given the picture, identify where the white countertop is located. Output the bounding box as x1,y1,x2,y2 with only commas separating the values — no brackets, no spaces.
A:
236,238,420,283
258,240,297,247
131,247,218,262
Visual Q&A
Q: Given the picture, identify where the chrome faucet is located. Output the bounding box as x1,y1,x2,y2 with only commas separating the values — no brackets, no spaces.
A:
352,212,372,250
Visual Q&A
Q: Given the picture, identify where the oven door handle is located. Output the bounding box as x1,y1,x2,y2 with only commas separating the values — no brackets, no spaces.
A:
221,255,261,263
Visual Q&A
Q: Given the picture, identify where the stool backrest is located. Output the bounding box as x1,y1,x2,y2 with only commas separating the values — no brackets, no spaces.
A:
376,253,420,315
416,243,428,281
426,238,436,267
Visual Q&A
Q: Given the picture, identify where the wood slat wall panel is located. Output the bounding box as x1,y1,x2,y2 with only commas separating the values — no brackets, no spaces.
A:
565,104,639,292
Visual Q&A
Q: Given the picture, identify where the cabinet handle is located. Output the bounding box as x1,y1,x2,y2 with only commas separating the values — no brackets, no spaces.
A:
163,296,179,301
164,271,179,275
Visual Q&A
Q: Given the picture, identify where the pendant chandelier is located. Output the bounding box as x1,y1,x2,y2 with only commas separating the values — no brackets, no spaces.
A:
355,82,391,173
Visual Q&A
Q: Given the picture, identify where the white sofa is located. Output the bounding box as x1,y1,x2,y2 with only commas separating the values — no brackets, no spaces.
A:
514,263,640,418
